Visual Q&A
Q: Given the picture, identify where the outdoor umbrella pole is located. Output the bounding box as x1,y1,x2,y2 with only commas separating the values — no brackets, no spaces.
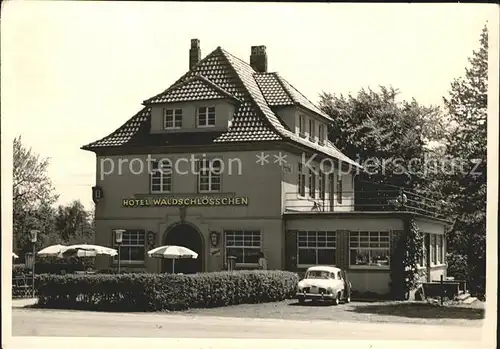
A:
172,258,175,274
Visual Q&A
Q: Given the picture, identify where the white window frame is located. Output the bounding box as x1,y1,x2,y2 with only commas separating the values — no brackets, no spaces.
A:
336,172,343,204
224,230,261,266
113,230,146,264
309,119,316,142
197,106,216,127
150,161,172,193
309,167,316,199
197,159,221,193
318,124,325,145
298,115,306,137
436,234,443,264
319,171,326,201
298,162,306,198
430,234,437,265
163,108,183,129
418,234,427,269
349,231,390,269
297,231,336,268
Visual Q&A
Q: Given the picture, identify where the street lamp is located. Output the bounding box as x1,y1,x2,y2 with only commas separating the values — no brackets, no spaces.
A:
29,230,39,298
114,229,125,274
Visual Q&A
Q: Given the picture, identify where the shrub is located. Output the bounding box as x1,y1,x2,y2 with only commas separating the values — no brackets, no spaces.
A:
35,270,299,312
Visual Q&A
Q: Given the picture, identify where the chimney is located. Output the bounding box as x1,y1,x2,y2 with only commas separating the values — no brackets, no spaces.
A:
189,39,201,70
250,45,267,73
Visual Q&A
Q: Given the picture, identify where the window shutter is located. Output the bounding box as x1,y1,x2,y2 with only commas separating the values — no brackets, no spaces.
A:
285,230,298,271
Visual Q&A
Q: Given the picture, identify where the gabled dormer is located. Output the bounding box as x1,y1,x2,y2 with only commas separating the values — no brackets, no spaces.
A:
144,74,241,133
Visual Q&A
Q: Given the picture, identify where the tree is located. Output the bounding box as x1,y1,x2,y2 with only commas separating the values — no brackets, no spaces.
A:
54,200,95,245
442,25,488,296
13,136,59,255
319,86,447,207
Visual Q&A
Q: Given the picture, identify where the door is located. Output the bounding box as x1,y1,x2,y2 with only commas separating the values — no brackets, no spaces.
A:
163,223,203,274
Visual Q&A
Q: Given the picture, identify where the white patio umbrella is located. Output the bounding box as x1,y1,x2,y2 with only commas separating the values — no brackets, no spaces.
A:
60,244,118,258
37,244,67,257
147,245,198,273
12,252,19,259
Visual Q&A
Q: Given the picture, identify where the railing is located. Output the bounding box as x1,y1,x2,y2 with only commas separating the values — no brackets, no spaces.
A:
284,189,450,221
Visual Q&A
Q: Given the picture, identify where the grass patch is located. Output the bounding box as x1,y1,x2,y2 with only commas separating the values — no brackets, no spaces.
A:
346,301,485,320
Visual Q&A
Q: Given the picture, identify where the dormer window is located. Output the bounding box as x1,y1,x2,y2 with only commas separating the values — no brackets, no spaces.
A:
299,115,306,138
197,106,216,127
309,119,316,142
164,108,183,129
318,124,325,145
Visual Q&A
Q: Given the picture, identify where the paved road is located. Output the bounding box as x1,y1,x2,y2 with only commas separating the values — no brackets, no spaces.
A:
12,308,484,341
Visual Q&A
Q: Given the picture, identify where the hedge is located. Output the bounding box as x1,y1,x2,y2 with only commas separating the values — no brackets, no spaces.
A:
36,270,299,311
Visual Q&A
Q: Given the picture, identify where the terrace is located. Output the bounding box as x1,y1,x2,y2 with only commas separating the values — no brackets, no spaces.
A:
284,184,450,222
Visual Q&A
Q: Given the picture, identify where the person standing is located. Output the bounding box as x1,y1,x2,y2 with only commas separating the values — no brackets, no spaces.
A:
258,252,267,270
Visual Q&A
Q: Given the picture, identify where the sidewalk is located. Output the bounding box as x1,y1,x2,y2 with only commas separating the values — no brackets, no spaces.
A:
12,298,38,308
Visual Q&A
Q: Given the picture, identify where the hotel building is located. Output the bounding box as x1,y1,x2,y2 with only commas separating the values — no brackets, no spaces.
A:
82,40,448,295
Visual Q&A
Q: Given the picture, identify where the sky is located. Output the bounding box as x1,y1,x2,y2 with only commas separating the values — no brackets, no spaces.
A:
1,2,496,209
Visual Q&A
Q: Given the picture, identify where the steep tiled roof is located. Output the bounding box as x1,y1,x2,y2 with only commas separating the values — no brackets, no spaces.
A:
82,46,359,168
254,72,332,121
144,74,241,104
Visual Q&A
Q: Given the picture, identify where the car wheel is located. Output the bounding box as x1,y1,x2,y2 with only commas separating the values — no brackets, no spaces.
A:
333,292,340,306
298,297,305,305
345,295,351,303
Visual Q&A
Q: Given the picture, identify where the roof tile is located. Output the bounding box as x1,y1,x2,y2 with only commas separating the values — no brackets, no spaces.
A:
82,46,358,167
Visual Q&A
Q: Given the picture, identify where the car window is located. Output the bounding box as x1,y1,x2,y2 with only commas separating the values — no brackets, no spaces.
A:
337,271,342,280
306,270,330,279
330,272,336,279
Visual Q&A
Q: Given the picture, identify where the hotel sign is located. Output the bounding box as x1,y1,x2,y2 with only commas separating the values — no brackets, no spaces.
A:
121,196,248,208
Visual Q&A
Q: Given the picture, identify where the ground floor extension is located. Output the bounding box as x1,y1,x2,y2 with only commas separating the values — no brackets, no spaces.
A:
95,211,448,296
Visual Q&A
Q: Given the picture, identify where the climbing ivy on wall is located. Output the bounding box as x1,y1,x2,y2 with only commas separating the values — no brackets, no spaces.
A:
390,218,424,299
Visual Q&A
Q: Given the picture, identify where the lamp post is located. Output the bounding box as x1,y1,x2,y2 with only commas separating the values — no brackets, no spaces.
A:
29,230,39,298
114,229,125,274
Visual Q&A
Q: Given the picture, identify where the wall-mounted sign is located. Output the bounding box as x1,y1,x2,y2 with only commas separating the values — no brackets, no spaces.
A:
209,231,220,248
210,248,221,256
92,186,104,204
121,196,249,208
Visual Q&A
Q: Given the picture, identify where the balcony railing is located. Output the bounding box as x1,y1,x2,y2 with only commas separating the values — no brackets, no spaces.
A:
284,189,450,221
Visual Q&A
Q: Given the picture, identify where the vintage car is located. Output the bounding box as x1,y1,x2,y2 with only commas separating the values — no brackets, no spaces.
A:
296,265,352,305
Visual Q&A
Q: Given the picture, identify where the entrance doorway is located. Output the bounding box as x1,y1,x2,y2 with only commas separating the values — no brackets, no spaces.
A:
162,223,203,274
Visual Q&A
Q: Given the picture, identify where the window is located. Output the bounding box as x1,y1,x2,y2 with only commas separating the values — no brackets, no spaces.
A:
163,108,182,129
349,231,390,268
298,162,306,197
329,173,335,211
420,235,427,267
198,159,221,192
319,172,326,200
336,173,343,204
430,234,437,264
225,230,261,264
297,231,336,266
151,160,172,193
113,230,145,263
318,124,325,145
299,115,306,137
197,106,216,127
437,235,443,264
309,168,316,199
309,119,316,141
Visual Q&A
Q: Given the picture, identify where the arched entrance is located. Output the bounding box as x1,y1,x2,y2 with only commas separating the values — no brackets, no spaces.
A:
162,222,203,274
